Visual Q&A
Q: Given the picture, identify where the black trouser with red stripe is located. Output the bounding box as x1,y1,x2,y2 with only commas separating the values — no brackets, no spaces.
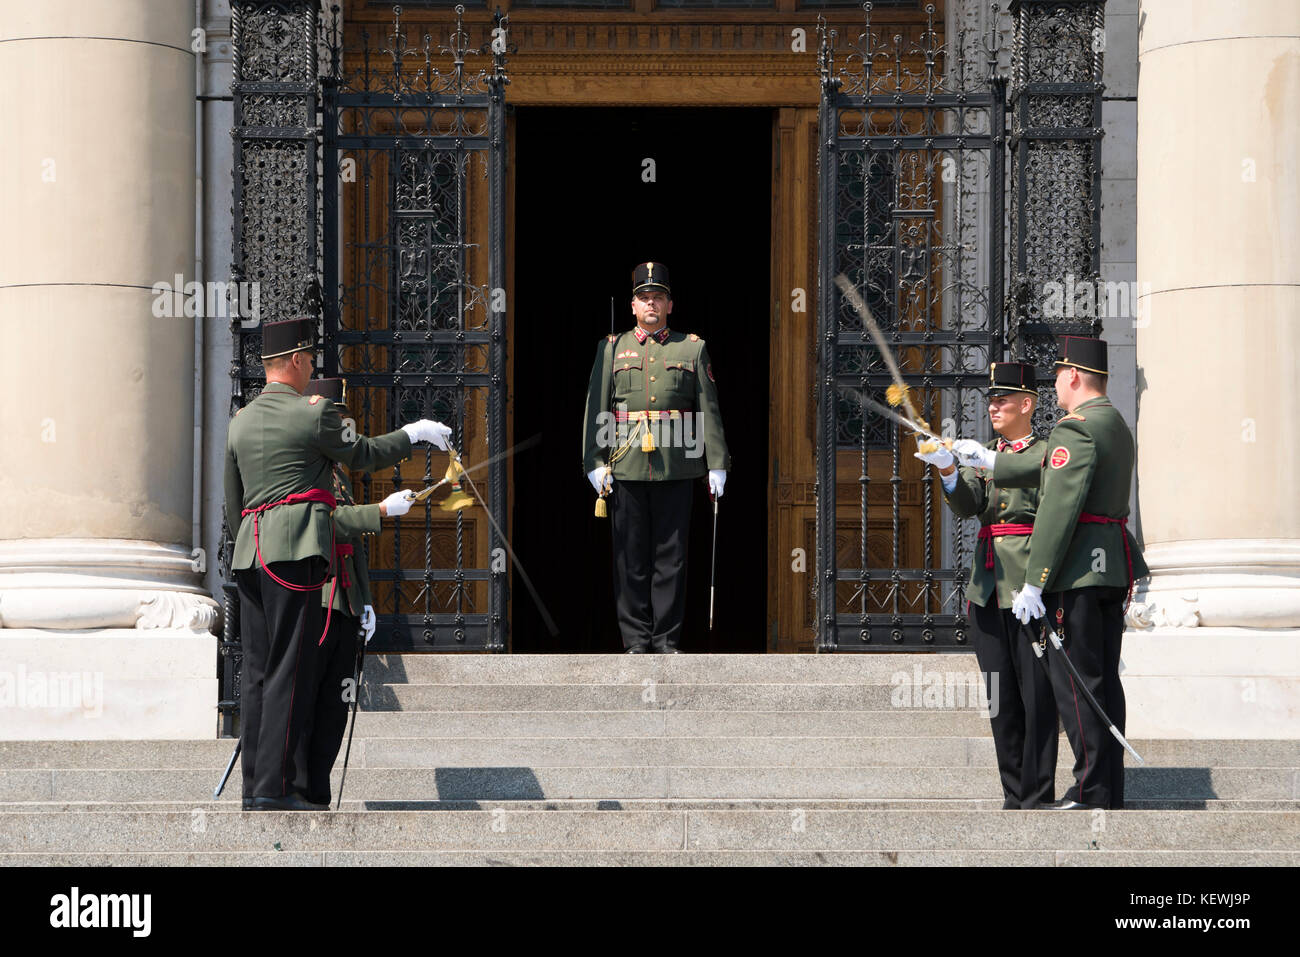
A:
968,599,1058,809
609,479,693,652
236,558,327,799
308,611,362,806
1043,585,1128,809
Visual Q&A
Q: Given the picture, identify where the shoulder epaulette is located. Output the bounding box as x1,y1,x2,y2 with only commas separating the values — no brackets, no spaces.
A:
688,333,700,342
1060,412,1086,422
308,394,322,406
607,334,618,343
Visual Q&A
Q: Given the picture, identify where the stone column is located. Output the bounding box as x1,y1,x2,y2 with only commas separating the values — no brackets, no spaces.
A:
1123,0,1300,737
0,1,217,739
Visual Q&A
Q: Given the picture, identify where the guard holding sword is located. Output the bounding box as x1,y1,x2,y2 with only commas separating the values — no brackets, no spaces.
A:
223,319,448,810
915,361,1058,809
581,263,730,653
953,337,1149,810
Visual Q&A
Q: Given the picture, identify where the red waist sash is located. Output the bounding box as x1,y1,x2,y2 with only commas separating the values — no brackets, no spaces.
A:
976,523,1034,569
241,488,342,644
1078,512,1134,609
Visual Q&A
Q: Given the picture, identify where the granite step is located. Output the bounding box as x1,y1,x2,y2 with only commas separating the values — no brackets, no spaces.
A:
355,709,1000,738
4,798,1298,813
1,738,1293,770
360,653,984,685
3,849,1298,866
364,683,1024,712
0,809,1294,855
1,765,1293,802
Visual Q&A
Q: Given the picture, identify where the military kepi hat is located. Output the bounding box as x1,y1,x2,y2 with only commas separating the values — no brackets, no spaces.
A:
1053,335,1108,375
304,377,348,408
987,361,1037,397
260,318,316,360
632,262,670,296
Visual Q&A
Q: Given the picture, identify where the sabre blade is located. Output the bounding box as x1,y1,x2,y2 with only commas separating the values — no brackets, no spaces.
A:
853,390,949,447
834,273,926,426
1045,626,1144,766
457,467,560,637
411,434,542,504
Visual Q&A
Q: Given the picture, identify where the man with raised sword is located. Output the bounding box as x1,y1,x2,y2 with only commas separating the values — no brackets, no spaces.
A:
224,318,450,810
953,336,1148,810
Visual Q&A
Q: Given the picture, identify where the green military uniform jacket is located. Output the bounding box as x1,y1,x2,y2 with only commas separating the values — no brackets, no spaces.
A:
581,327,730,482
992,396,1149,593
942,437,1042,609
224,382,411,570
324,468,379,618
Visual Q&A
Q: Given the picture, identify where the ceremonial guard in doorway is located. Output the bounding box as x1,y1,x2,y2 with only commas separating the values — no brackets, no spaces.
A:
581,263,730,653
954,337,1149,810
223,319,449,810
916,362,1058,809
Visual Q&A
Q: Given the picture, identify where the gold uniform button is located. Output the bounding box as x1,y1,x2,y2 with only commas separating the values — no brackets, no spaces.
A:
995,536,1003,543
649,357,655,363
650,375,656,382
650,396,657,403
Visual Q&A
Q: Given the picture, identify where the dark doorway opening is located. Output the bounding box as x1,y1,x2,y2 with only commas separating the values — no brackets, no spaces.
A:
511,107,772,653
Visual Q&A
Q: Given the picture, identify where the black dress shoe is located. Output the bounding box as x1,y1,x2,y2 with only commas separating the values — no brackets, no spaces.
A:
1044,799,1103,811
658,648,682,654
625,647,648,654
250,793,329,811
1001,799,1019,810
241,798,252,811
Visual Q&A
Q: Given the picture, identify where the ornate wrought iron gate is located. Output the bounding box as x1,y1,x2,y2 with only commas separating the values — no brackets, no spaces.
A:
222,2,509,728
814,0,1105,651
320,5,510,654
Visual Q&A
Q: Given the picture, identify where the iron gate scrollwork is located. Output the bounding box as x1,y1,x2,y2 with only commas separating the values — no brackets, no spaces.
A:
814,0,1106,652
321,4,509,653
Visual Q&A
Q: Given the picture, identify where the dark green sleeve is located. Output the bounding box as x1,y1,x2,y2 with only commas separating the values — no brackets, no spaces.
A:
223,436,243,543
332,503,383,538
695,342,731,471
316,400,413,473
992,445,1045,488
582,338,613,474
942,465,987,519
1024,420,1097,590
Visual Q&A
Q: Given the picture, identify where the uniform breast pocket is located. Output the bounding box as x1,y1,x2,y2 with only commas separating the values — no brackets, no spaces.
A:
662,358,696,396
614,355,644,393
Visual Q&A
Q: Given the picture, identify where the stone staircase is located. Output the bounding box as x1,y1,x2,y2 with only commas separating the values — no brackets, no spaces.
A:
1,655,1296,865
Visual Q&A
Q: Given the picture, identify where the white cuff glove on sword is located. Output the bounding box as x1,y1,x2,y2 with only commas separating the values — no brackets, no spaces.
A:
952,439,997,471
401,419,453,450
381,489,415,517
708,470,726,498
360,605,376,644
587,466,613,495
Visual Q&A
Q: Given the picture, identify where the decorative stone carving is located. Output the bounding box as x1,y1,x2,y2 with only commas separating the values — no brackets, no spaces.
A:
1125,588,1201,630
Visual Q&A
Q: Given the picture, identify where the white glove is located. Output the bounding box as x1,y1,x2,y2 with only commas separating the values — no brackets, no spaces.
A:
952,439,996,471
1011,584,1045,625
913,446,954,470
381,489,415,517
360,605,376,644
709,470,727,498
587,466,612,495
401,419,453,450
